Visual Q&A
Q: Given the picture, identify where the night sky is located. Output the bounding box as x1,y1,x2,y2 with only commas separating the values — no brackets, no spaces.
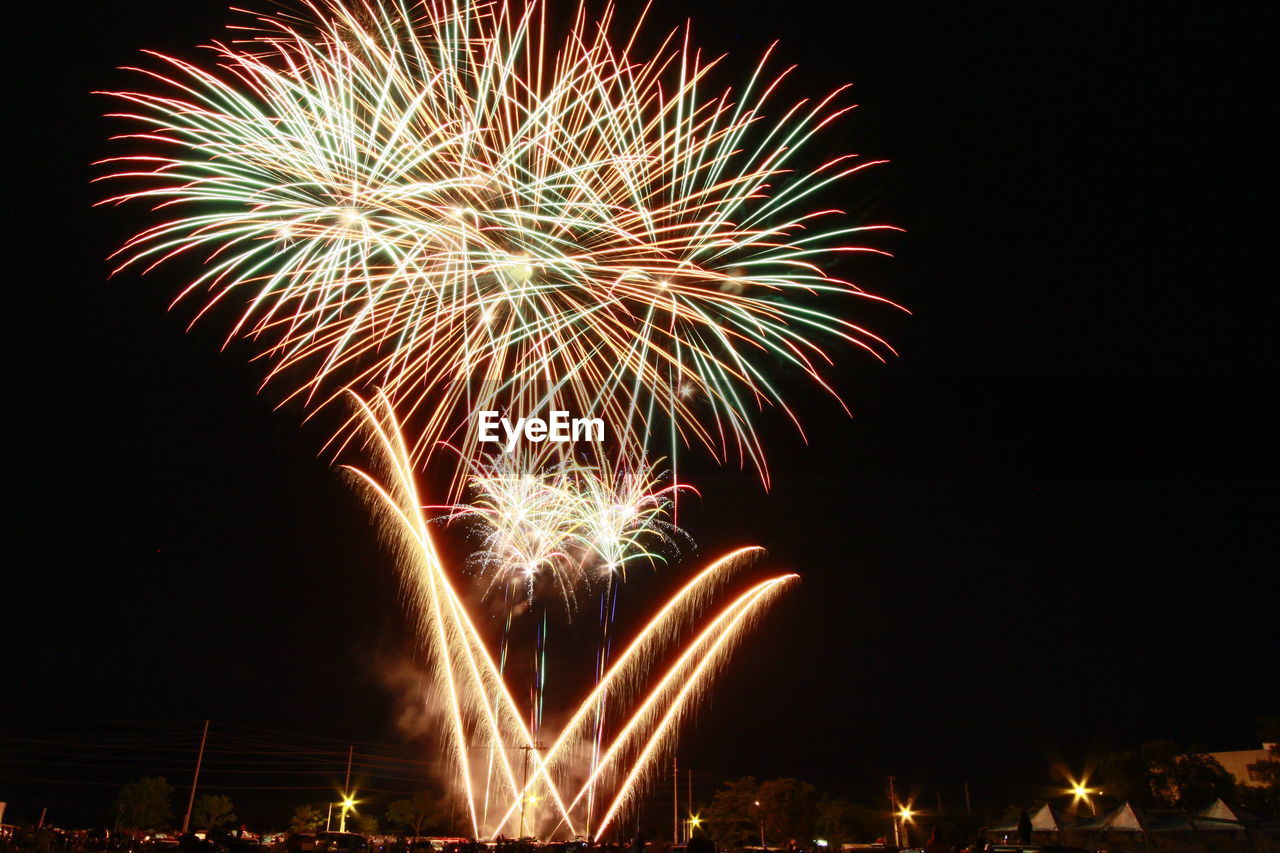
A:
5,0,1277,832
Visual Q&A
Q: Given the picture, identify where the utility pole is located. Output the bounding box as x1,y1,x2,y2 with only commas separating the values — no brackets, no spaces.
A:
181,720,210,834
687,769,693,835
887,777,899,848
672,756,679,844
964,782,972,818
340,746,353,832
519,742,545,839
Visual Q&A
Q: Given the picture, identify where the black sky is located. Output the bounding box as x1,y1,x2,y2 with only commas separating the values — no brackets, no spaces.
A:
4,0,1277,831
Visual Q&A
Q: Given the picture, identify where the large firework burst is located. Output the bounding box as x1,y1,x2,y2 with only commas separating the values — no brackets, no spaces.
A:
99,0,898,485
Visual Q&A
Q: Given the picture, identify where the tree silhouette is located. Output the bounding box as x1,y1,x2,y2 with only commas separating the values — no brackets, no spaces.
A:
290,805,325,834
192,795,236,832
114,777,174,831
816,798,885,847
1098,741,1235,809
757,778,818,844
386,792,441,837
704,777,760,848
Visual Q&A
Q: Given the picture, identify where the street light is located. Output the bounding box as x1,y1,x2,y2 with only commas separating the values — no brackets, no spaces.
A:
1069,780,1097,816
896,805,914,847
339,795,357,832
753,801,765,848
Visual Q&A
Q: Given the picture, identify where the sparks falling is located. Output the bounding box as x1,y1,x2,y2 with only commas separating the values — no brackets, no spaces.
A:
349,393,796,839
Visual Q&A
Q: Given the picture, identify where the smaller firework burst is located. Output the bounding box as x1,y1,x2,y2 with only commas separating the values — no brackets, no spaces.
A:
99,0,899,490
444,449,688,609
568,459,690,582
448,450,583,605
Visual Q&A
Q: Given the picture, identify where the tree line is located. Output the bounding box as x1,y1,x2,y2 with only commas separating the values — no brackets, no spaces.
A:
107,719,1280,839
110,782,450,837
701,722,1280,849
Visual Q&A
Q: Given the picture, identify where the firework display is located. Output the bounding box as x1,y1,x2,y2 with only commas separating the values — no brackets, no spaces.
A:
100,0,892,839
435,448,689,746
445,450,686,604
350,393,796,838
99,0,896,485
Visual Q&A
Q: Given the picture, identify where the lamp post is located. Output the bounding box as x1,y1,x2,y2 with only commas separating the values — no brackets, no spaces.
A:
518,742,546,839
887,777,899,847
1070,783,1097,816
339,745,354,831
339,796,355,833
897,806,914,847
754,801,765,848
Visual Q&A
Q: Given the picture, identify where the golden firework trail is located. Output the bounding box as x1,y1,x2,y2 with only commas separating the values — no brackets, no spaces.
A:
431,445,695,802
348,392,796,839
98,0,899,489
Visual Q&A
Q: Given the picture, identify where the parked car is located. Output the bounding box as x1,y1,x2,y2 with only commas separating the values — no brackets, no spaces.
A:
286,834,320,853
317,832,370,853
143,833,181,850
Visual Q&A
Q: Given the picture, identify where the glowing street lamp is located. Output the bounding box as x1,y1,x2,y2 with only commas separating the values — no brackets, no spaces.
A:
339,794,357,832
896,805,914,847
1069,780,1097,816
